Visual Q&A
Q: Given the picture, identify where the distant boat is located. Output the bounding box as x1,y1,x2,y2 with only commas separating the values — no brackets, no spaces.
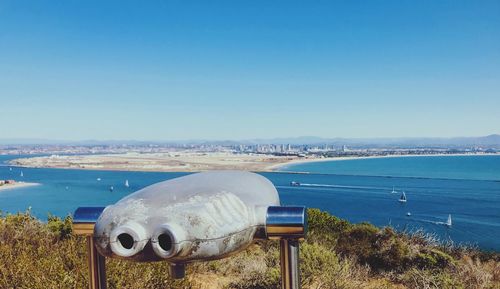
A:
109,186,114,192
399,191,407,203
446,214,452,227
391,186,398,194
290,181,300,186
125,180,129,187
9,167,12,171
435,214,453,227
97,178,101,181
407,212,411,216
20,171,24,177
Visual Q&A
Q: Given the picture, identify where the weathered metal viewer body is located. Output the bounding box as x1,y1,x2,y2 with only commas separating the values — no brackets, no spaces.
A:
73,171,307,289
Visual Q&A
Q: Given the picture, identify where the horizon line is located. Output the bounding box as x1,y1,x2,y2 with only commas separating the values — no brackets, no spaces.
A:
0,134,499,145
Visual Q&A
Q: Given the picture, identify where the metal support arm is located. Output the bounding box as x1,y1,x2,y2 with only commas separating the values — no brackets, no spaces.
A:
73,207,107,289
266,206,307,289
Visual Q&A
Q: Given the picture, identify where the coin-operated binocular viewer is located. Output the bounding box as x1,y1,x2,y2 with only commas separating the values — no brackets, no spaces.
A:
74,171,307,289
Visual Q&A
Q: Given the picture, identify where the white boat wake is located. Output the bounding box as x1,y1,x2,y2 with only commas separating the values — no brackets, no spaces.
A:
409,214,452,227
288,182,385,190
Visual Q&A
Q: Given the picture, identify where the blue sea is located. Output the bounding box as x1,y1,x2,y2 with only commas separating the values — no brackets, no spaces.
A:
1,155,499,251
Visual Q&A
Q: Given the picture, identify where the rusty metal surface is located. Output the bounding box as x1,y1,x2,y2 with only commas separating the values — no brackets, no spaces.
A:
94,171,280,262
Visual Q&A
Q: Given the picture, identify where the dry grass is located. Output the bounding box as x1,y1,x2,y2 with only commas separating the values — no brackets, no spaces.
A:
454,256,500,289
0,209,498,289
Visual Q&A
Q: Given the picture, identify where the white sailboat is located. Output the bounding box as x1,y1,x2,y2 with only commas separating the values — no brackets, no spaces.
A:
20,171,24,177
125,179,129,187
9,167,12,171
391,186,398,194
97,177,101,181
398,191,407,203
446,214,452,227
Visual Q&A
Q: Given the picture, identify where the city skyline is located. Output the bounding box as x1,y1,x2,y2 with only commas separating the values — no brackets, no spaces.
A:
1,1,499,140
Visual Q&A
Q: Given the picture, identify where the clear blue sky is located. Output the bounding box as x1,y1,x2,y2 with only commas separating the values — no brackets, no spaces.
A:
1,0,499,141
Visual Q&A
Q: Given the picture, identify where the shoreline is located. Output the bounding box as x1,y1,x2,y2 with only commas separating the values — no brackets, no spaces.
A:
6,152,499,173
8,152,298,173
268,152,500,171
0,182,40,192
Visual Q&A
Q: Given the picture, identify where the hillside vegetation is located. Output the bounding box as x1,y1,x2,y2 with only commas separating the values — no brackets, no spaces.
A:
0,209,498,289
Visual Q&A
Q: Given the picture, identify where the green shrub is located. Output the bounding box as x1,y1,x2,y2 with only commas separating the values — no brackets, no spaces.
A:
336,223,379,262
401,268,464,289
306,208,351,245
223,244,280,289
415,249,454,269
227,269,280,289
47,214,73,240
372,237,411,271
301,242,340,285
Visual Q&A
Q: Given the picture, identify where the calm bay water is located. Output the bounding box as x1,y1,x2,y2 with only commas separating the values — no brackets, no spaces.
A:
1,155,499,250
280,155,500,181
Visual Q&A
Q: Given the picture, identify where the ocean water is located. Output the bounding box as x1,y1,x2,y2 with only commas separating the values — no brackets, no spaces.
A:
1,155,499,251
280,155,500,181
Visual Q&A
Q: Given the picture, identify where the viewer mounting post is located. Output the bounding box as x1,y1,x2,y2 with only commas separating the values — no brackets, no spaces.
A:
73,207,107,289
266,206,306,289
72,171,307,289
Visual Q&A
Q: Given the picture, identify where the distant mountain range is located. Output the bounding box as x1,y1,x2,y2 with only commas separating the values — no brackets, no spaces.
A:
245,134,500,147
1,134,500,148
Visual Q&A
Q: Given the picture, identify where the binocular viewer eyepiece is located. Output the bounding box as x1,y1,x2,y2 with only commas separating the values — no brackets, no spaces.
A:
74,171,307,289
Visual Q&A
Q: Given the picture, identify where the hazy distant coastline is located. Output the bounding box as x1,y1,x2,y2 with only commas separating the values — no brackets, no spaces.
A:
8,151,299,172
8,151,498,173
2,134,499,173
270,152,500,171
